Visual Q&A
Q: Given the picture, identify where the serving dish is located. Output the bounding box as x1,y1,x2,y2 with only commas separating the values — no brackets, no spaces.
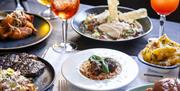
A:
126,83,153,91
0,52,55,91
71,6,152,42
62,48,139,90
0,11,52,50
138,35,180,73
138,52,179,73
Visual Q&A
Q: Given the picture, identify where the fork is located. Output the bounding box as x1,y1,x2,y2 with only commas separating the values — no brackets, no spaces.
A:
59,79,69,91
175,66,180,87
15,0,24,11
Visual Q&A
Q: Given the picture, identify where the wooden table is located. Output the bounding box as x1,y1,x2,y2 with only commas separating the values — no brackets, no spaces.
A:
0,0,180,90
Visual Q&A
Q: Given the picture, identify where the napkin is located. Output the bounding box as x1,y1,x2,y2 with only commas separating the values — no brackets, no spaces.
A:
43,47,179,91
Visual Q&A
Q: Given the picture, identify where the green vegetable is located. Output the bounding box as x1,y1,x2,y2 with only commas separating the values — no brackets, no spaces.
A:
7,68,14,76
89,55,110,73
101,60,110,73
89,55,102,61
92,31,100,38
10,82,17,88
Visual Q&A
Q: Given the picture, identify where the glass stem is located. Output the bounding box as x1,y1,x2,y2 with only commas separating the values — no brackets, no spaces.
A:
47,5,51,15
159,15,166,37
62,19,68,49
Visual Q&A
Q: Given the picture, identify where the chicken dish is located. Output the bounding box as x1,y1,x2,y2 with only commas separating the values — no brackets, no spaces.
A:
80,55,121,80
80,0,147,40
0,10,37,40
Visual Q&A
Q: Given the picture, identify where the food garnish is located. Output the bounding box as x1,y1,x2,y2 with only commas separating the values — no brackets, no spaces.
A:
80,55,121,80
0,10,37,40
89,55,110,73
141,34,180,66
0,68,37,91
107,0,119,22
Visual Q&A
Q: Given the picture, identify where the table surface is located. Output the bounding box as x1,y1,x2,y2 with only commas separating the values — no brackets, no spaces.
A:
0,0,180,56
0,0,180,91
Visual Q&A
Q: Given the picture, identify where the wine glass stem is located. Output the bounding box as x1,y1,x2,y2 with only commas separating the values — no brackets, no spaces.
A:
46,5,51,15
62,19,68,49
159,15,166,37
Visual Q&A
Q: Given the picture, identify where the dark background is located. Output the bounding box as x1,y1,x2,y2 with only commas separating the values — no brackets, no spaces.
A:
81,0,180,23
0,0,179,23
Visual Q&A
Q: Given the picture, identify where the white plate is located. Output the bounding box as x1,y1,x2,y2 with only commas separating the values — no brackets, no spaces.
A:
62,48,139,91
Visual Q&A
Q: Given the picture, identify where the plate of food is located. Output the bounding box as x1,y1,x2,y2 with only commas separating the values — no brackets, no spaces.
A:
62,48,139,90
0,10,52,50
72,0,152,42
127,78,180,91
138,34,180,73
0,52,55,91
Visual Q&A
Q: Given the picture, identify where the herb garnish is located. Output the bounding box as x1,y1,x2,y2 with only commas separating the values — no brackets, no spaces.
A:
89,55,110,73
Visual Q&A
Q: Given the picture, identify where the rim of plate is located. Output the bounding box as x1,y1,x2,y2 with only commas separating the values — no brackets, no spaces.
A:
126,83,154,91
62,48,139,91
71,5,153,42
0,10,52,50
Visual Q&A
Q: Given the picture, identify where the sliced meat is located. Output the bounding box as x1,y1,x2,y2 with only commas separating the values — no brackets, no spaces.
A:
98,22,124,39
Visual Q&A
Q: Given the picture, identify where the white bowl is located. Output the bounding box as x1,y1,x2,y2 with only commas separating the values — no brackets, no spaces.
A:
138,52,179,73
62,48,139,91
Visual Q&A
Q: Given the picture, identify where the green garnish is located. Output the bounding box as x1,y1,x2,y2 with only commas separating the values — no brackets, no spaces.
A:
92,31,100,38
89,55,110,73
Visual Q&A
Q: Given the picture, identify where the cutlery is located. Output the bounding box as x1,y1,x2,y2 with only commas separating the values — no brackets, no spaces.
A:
16,0,24,11
22,0,30,12
144,73,164,78
41,48,49,58
59,79,69,91
175,66,180,86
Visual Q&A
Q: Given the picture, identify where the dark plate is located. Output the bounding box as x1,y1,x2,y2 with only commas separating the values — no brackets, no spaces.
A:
0,11,52,50
0,53,55,91
71,6,153,42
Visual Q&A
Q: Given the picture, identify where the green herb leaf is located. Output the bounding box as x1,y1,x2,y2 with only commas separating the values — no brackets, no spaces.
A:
89,55,110,73
101,61,109,73
89,55,102,62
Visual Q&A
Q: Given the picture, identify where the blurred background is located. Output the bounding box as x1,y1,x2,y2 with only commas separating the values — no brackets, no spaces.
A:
81,0,180,23
0,0,179,22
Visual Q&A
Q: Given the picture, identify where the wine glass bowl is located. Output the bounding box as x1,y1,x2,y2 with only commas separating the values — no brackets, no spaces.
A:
51,0,80,19
151,0,179,15
51,0,80,53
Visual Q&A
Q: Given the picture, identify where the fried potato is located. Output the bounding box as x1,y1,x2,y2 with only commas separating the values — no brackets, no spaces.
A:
152,47,176,61
141,34,180,66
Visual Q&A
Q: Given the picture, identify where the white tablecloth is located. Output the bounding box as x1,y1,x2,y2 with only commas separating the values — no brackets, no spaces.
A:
44,47,179,91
